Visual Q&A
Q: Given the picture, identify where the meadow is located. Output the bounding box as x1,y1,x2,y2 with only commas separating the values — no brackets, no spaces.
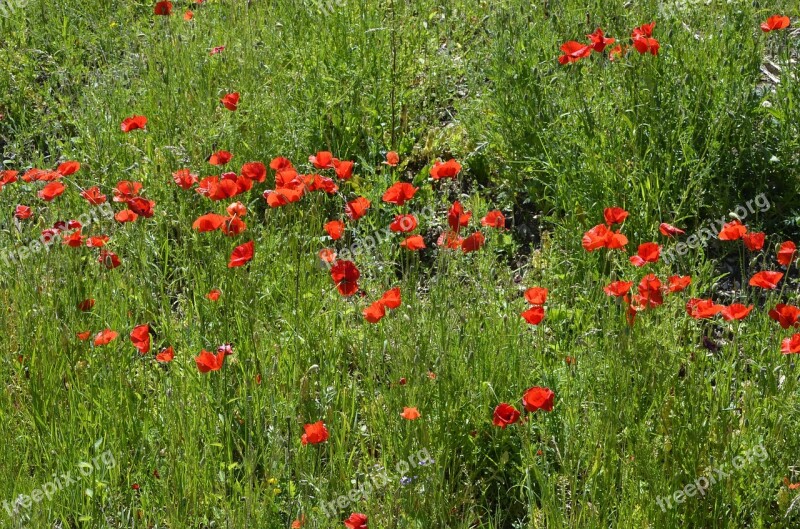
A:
0,1,799,528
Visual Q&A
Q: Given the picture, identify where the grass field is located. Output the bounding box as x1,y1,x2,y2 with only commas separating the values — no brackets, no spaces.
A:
1,1,799,528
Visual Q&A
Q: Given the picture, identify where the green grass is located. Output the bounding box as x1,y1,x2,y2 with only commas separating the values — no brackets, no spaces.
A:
0,0,799,527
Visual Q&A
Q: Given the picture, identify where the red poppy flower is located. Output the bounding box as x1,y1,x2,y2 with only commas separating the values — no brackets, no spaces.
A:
57,161,81,176
77,299,95,311
363,301,386,323
629,242,661,267
77,331,91,341
220,92,240,111
324,220,345,240
154,1,173,15
632,22,656,38
667,275,691,293
777,241,797,266
62,230,85,248
382,182,418,205
659,222,685,237
113,180,143,202
226,201,247,217
309,151,335,169
195,349,225,372
380,287,402,309
127,197,155,218
228,241,254,268
390,214,418,233
343,513,368,529
319,248,337,263
385,151,399,166
206,289,222,301
582,224,609,251
38,181,66,201
721,304,753,321
437,230,464,249
604,280,633,297
130,324,151,355
80,186,107,205
749,270,783,289
524,287,547,306
448,201,472,232
42,229,59,244
521,306,545,325
93,329,119,346
718,220,747,240
301,421,329,445
604,207,629,226
14,205,32,220
430,159,462,180
769,304,800,329
269,156,294,172
781,334,800,354
210,46,225,56
587,28,615,53
400,407,420,420
240,162,266,182
637,274,663,308
492,403,521,428
156,346,175,363
401,235,426,251
98,251,122,269
743,232,765,251
686,298,724,319
522,387,555,412
86,235,109,248
1,170,18,185
558,41,592,64
222,216,247,236
170,169,197,189
306,174,338,194
115,210,139,223
330,260,360,296
333,159,355,180
265,187,304,207
183,10,193,20
582,224,628,251
481,210,506,229
345,197,371,221
461,232,485,253
85,235,109,248
632,36,660,55
121,115,147,132
23,168,57,182
209,150,233,166
761,15,790,32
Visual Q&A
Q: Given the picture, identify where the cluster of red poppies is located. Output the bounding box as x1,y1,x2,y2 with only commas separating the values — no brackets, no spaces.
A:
558,23,658,64
492,386,556,428
559,15,791,65
581,207,800,354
